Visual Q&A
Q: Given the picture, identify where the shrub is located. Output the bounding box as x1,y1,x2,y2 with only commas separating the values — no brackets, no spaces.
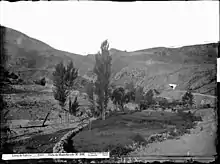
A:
154,97,169,108
40,77,46,86
168,99,183,108
203,104,211,108
69,96,80,116
124,81,136,103
130,133,147,145
124,90,135,103
106,145,132,157
8,72,18,79
182,89,194,108
111,87,126,111
139,100,150,110
34,77,46,86
85,82,100,119
143,89,155,106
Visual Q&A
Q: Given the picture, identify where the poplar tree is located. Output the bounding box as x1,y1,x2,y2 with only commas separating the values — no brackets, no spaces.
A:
93,40,112,120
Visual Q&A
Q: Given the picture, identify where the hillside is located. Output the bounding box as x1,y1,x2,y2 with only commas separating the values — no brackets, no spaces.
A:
110,43,217,95
1,25,93,83
1,25,217,95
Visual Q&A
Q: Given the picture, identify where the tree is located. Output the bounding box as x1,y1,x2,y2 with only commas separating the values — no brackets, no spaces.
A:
124,81,136,103
135,86,144,110
86,82,100,116
69,96,80,116
124,91,135,103
93,40,112,120
111,87,126,111
182,89,194,108
144,89,155,106
84,82,101,130
52,61,78,123
154,97,169,109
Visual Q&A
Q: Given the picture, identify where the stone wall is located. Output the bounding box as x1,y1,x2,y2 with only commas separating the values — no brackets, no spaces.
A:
52,123,88,163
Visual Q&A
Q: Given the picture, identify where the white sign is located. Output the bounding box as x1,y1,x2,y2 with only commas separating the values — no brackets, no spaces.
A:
2,152,110,160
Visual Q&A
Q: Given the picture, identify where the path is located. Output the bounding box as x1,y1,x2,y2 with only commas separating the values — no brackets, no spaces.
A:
128,108,216,161
176,90,216,99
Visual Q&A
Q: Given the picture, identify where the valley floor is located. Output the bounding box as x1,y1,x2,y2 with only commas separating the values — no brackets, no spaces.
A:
127,108,216,162
7,108,216,163
1,85,217,163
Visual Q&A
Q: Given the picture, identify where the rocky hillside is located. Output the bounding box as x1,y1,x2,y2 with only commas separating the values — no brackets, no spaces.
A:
111,43,217,95
1,25,218,95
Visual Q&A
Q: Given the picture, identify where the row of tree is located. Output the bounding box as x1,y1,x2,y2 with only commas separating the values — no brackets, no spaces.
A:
109,84,195,112
52,39,195,124
52,40,112,122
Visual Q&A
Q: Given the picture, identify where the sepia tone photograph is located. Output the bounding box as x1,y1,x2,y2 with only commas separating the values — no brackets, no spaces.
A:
0,1,218,163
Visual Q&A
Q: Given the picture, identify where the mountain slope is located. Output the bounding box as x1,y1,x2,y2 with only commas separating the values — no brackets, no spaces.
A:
1,25,94,83
2,25,217,95
110,43,217,95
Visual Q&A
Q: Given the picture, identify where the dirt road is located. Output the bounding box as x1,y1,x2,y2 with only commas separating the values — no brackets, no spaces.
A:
128,108,216,161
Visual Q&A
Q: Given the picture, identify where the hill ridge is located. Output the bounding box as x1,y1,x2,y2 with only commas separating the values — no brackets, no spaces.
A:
2,25,217,95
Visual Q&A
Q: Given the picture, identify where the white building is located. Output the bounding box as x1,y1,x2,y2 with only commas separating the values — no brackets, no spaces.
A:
169,84,177,90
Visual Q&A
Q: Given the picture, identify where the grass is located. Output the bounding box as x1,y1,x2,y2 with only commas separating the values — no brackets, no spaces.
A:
1,83,204,157
1,84,90,154
6,127,75,154
72,110,202,156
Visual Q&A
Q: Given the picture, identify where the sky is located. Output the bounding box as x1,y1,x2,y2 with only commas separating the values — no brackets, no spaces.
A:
0,1,219,55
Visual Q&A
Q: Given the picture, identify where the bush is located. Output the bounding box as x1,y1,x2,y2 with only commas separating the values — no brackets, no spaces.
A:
69,96,80,116
182,90,194,108
130,133,147,145
34,77,46,86
139,100,150,110
106,145,133,157
200,104,211,109
154,97,169,108
85,82,100,118
124,90,135,103
168,99,183,108
40,77,46,86
8,72,18,79
143,89,155,106
111,87,126,111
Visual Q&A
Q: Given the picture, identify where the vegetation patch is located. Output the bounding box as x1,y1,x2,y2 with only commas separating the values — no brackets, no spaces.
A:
72,110,201,157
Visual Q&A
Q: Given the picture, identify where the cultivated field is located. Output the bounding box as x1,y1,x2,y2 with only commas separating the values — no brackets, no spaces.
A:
1,84,217,162
1,84,90,153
